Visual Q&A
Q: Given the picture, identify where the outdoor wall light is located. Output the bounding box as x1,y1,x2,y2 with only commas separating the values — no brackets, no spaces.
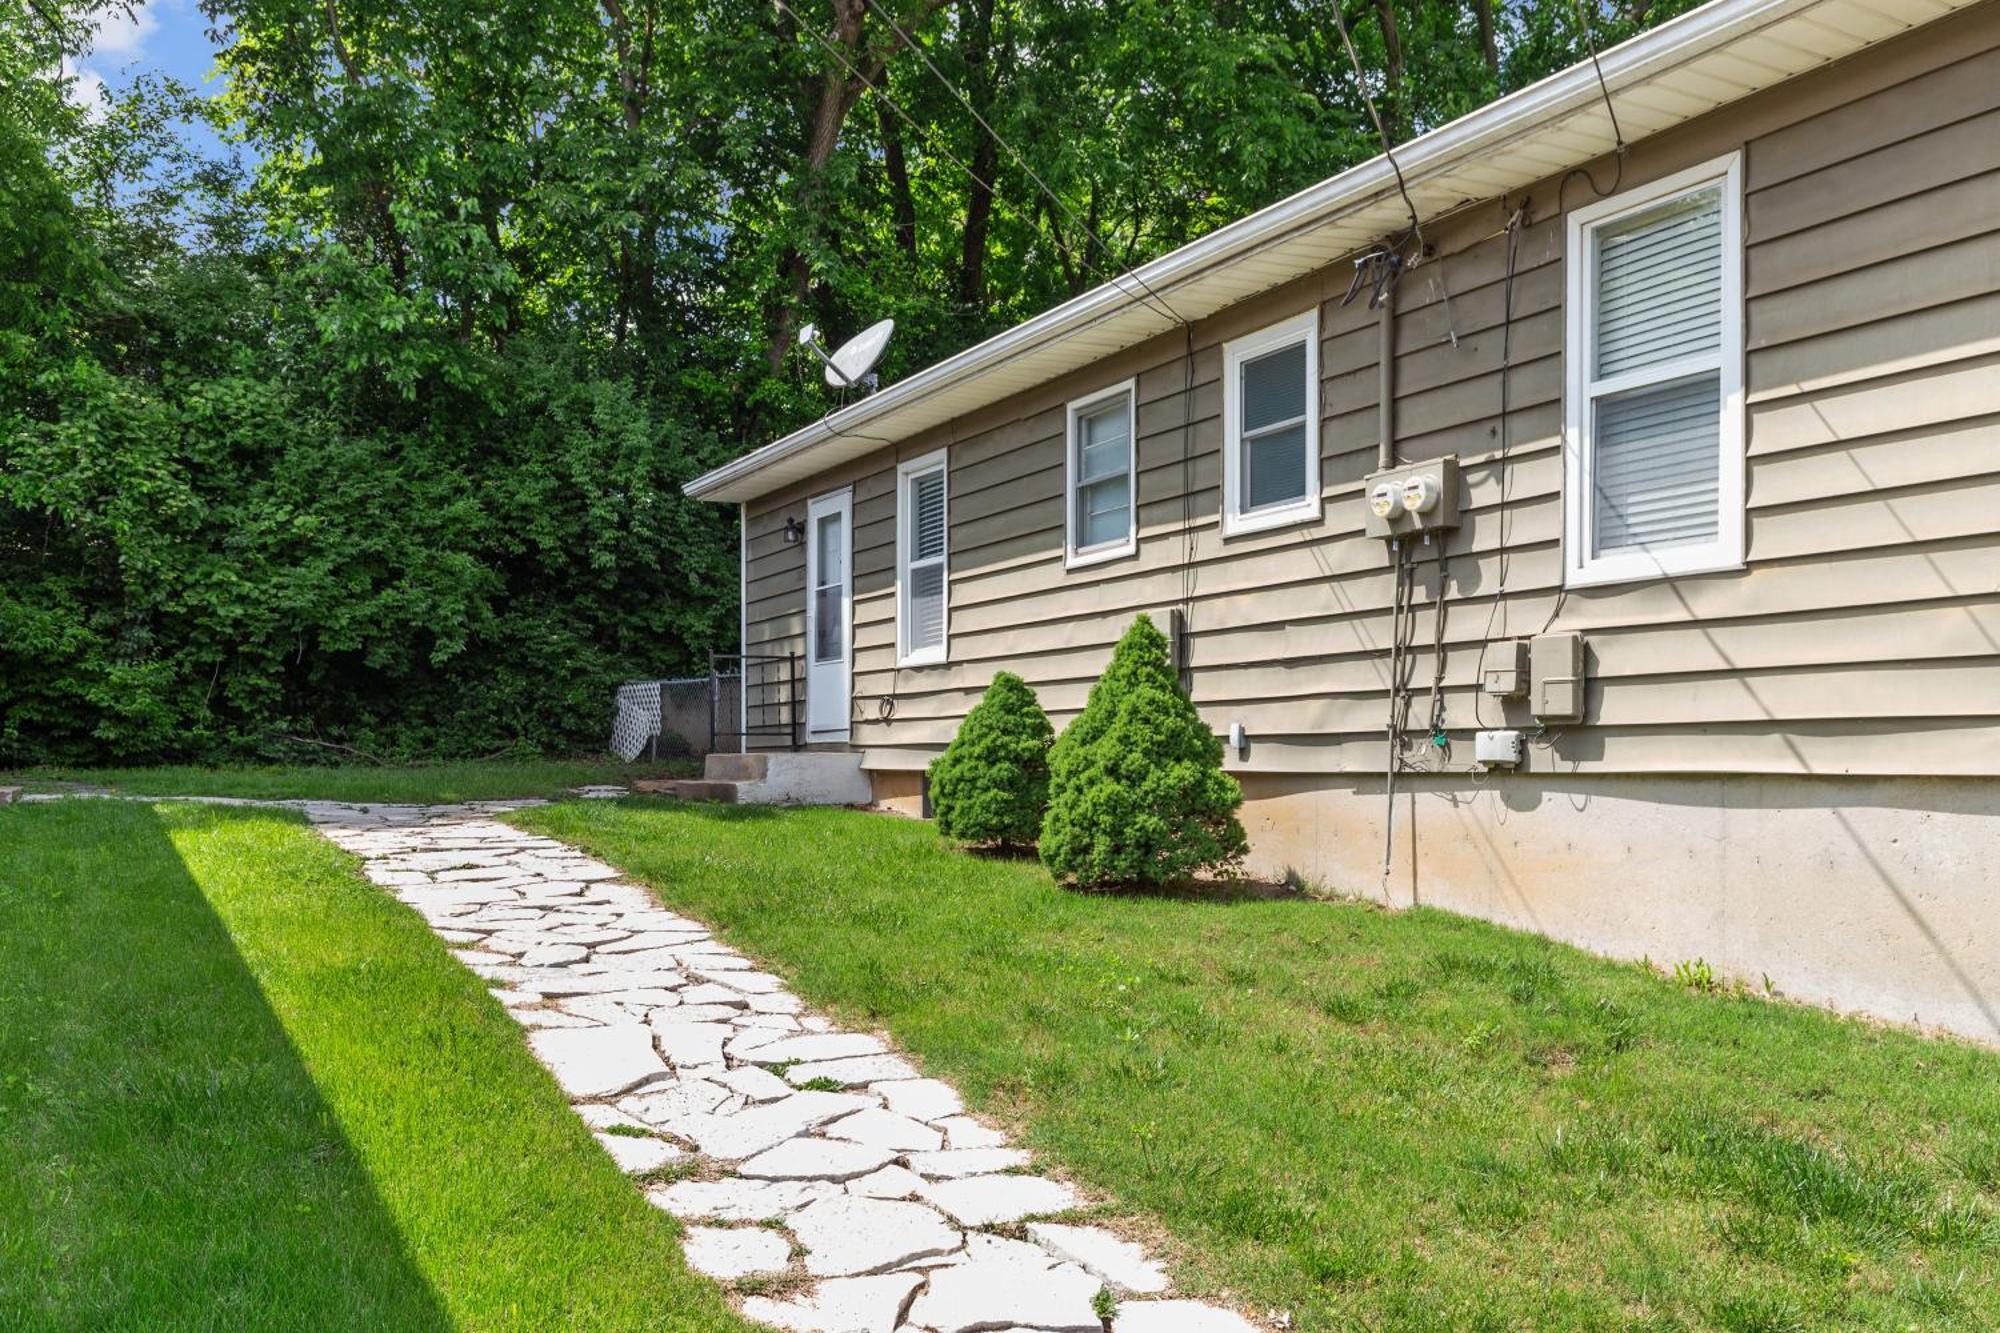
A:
782,516,805,544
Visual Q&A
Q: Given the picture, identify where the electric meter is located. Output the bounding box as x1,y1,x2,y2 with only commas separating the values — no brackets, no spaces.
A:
1401,473,1441,514
1369,481,1404,519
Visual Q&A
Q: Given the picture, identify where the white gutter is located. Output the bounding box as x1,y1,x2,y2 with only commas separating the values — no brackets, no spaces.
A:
684,0,1866,503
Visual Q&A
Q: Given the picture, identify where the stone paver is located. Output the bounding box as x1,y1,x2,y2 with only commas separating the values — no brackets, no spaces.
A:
739,1137,897,1182
1027,1222,1170,1295
305,800,1260,1332
788,1194,961,1277
742,1273,924,1333
683,1225,794,1280
920,1174,1081,1226
908,1259,1104,1333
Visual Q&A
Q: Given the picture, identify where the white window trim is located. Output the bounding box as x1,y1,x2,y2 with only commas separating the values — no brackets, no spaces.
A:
896,447,949,666
1563,152,1745,589
1221,309,1321,537
1064,378,1139,569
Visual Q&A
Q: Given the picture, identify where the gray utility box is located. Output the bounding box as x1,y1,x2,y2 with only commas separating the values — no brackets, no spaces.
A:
1482,639,1528,698
1361,455,1462,540
1530,631,1586,723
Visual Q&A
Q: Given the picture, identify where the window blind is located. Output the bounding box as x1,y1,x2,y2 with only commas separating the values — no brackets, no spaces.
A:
1592,374,1720,555
1594,188,1722,379
1581,180,1729,563
1074,396,1131,551
904,466,946,656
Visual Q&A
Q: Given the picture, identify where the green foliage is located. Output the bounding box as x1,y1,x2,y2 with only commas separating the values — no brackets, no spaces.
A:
929,670,1054,849
1040,615,1245,887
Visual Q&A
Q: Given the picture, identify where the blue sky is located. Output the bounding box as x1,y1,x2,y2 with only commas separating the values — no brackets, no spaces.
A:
68,0,239,160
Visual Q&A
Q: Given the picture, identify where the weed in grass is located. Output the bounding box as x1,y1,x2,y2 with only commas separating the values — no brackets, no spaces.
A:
1945,1140,2000,1192
1590,997,1640,1053
601,1123,655,1138
1673,958,1720,995
1899,1270,1969,1317
1314,988,1374,1025
635,1159,700,1187
1709,1290,1809,1333
1294,1234,1384,1290
796,1076,843,1093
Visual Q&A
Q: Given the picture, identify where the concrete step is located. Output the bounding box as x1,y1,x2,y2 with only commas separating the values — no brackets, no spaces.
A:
704,752,771,782
631,778,740,803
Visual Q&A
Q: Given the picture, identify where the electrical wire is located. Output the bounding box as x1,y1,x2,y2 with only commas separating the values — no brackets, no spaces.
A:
1330,0,1425,255
1472,201,1525,729
1556,0,1628,207
858,0,1190,329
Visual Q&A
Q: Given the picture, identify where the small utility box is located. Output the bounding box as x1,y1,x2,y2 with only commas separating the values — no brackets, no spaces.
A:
1482,640,1528,698
1361,456,1461,540
1475,730,1523,768
1531,631,1586,723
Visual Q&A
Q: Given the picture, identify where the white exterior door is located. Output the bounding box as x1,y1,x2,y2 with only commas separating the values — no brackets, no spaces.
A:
804,489,853,739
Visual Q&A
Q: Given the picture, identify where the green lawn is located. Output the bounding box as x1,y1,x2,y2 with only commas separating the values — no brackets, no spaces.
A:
0,758,688,804
0,798,749,1331
514,799,2000,1332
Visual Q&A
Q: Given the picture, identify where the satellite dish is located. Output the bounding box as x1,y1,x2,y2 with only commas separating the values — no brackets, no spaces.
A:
799,318,895,393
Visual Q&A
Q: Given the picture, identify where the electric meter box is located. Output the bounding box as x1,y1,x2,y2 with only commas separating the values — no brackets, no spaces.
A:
1483,639,1528,698
1361,455,1462,539
1531,631,1586,723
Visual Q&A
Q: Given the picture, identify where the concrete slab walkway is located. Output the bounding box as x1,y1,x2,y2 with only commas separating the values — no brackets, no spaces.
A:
309,800,1260,1333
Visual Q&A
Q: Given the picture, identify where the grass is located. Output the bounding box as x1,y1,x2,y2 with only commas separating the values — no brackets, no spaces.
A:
514,799,2000,1332
0,798,751,1331
0,757,691,804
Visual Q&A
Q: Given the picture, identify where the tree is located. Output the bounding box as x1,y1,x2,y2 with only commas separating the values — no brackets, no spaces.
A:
1040,616,1246,888
928,671,1053,850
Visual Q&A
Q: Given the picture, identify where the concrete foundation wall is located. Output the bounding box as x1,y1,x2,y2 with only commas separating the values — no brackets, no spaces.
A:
1239,771,2000,1043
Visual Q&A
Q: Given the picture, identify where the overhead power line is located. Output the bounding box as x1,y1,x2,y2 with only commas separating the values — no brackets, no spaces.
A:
856,0,1190,329
770,0,1185,328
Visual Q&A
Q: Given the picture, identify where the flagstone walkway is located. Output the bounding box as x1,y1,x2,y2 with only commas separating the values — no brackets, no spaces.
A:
310,800,1259,1333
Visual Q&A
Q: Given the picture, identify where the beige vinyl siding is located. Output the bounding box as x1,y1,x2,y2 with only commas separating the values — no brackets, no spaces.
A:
742,4,2000,776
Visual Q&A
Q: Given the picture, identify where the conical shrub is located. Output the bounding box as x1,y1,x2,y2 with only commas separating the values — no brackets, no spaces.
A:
928,671,1054,850
1040,614,1246,887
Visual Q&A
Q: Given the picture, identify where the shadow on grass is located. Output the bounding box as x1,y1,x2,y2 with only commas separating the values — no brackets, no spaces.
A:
0,800,450,1330
1073,875,1308,905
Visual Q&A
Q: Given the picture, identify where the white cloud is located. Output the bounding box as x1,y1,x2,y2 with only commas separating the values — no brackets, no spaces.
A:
89,2,161,60
60,56,111,119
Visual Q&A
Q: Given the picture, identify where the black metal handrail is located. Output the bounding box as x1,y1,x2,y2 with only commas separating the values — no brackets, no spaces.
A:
709,650,801,752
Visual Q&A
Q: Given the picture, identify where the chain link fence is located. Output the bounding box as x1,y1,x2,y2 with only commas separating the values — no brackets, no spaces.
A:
609,675,741,760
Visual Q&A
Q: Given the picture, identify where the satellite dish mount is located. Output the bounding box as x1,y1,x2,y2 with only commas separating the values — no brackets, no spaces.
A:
799,318,895,394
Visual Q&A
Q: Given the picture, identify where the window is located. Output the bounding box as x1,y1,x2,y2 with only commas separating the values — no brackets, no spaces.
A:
1564,153,1744,587
897,449,948,665
1065,380,1137,567
1222,310,1320,536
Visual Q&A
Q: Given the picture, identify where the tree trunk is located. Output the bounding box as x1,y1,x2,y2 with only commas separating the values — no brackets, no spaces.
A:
1372,0,1405,144
764,0,959,370
878,93,918,261
954,0,997,314
1472,0,1499,81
